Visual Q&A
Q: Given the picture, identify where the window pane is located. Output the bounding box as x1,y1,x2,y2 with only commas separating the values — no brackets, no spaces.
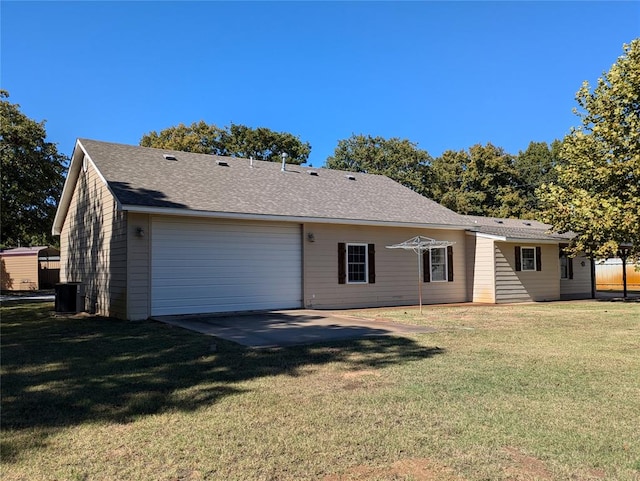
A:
522,248,535,271
348,247,365,264
347,245,367,283
431,249,445,264
430,247,447,281
432,264,446,281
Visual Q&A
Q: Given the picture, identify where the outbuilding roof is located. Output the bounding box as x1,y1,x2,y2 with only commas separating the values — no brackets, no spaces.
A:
0,246,59,257
54,139,472,234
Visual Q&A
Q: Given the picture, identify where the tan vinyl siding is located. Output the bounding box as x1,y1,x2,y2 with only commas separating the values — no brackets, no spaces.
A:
59,154,127,318
560,254,593,299
303,223,467,309
0,255,38,290
495,242,560,303
126,213,151,320
469,235,496,303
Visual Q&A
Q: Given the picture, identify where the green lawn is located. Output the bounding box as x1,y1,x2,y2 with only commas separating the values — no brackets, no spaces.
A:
1,300,639,480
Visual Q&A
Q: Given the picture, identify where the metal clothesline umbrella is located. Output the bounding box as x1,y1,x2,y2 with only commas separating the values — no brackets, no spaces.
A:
386,235,455,314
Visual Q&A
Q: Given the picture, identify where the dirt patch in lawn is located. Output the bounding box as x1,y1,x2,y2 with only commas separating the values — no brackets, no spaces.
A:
322,448,609,481
503,447,553,480
502,446,607,480
340,369,387,391
322,457,465,480
342,369,382,380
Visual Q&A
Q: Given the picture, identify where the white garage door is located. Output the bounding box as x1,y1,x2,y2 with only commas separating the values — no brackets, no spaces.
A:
151,217,302,316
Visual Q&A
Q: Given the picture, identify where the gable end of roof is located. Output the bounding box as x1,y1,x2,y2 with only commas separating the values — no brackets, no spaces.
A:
52,139,120,236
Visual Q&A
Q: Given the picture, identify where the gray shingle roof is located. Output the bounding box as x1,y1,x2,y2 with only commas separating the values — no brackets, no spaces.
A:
78,139,471,227
464,215,573,241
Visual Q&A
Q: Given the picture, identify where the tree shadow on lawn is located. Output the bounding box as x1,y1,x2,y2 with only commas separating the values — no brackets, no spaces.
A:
1,302,444,462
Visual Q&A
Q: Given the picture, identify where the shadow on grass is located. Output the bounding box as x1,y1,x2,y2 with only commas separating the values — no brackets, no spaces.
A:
1,302,444,462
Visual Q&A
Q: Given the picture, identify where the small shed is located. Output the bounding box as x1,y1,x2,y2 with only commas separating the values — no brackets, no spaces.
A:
0,246,60,291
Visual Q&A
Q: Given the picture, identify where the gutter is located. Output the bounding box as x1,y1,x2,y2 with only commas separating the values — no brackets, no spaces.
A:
122,204,475,231
467,230,568,245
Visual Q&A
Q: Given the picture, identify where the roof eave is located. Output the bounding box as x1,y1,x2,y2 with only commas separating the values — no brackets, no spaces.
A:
467,231,506,241
504,237,566,245
468,230,570,244
122,204,473,231
52,139,85,236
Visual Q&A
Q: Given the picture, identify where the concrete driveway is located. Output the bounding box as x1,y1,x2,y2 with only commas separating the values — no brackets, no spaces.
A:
153,309,435,348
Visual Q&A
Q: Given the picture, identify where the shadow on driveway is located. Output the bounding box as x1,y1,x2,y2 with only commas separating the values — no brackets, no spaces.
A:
153,310,435,348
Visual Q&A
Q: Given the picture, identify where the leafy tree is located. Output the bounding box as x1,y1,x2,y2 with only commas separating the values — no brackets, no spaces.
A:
140,121,311,164
428,149,477,213
325,134,432,195
430,143,524,217
219,124,311,164
0,91,67,247
463,143,522,218
539,39,640,259
140,121,224,154
514,140,562,215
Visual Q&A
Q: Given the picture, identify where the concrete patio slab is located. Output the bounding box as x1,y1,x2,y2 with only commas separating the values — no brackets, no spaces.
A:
153,309,435,348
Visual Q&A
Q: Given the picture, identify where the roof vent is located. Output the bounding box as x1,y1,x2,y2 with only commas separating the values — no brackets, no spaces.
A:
308,171,319,176
216,160,229,166
163,154,177,161
523,221,532,226
346,174,356,181
494,219,504,224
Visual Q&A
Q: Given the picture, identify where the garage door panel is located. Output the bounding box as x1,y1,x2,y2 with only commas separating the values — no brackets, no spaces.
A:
152,294,295,314
151,218,302,316
153,273,301,289
152,263,302,282
153,280,298,297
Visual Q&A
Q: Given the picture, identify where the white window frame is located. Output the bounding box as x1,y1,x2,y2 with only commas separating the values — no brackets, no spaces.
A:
521,247,536,271
346,243,368,284
430,247,448,282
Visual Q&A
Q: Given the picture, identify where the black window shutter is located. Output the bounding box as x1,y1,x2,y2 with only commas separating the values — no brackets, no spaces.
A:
515,246,522,271
536,246,542,271
447,245,454,282
423,251,431,282
338,243,346,284
368,244,376,284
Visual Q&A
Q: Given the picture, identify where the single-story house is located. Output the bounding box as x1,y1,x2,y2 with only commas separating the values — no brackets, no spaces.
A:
52,139,592,320
0,246,60,291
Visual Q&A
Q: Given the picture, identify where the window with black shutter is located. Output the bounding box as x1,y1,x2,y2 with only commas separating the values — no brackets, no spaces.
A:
423,246,454,282
338,243,376,284
516,246,542,272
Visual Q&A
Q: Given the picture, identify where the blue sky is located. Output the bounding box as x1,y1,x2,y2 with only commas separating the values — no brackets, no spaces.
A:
2,1,639,166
